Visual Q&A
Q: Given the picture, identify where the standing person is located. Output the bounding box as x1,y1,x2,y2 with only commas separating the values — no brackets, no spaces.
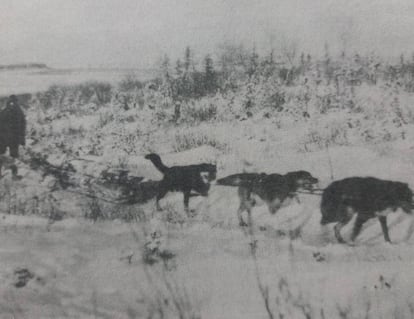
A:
0,95,26,158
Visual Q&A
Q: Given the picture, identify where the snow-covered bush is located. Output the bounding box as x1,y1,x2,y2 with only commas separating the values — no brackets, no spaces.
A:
35,82,113,113
172,127,229,153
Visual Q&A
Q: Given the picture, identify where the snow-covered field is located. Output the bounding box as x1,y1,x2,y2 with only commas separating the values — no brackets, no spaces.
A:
2,136,414,318
2,70,414,318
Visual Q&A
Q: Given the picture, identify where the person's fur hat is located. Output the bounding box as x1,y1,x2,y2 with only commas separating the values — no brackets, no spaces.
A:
7,95,18,105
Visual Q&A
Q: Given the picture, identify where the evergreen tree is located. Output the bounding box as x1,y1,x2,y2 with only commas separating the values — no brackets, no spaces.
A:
204,54,217,94
182,47,194,97
160,54,171,81
184,46,192,73
247,47,259,78
175,59,183,77
159,54,173,98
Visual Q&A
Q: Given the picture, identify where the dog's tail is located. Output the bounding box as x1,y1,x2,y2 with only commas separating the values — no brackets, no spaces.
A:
145,153,168,174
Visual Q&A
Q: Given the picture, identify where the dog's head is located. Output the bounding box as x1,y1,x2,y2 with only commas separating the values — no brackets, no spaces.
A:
194,172,213,197
200,164,217,183
284,171,319,191
196,164,217,196
390,181,414,214
144,153,161,162
194,178,211,196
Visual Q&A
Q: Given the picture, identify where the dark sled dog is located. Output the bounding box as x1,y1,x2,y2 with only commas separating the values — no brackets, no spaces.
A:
320,177,414,244
145,153,217,213
217,171,318,226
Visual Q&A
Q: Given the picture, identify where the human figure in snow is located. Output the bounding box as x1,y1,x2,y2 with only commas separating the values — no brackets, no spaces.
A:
0,95,26,158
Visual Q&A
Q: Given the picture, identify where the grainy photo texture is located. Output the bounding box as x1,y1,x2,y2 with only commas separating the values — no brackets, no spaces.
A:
1,1,414,318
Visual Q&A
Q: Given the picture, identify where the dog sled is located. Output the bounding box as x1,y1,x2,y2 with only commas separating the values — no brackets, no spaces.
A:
0,149,159,208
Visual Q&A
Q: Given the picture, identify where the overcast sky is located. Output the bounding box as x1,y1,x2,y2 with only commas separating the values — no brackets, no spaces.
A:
1,0,414,68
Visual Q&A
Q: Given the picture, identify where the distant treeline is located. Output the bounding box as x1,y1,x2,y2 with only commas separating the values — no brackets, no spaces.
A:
0,63,49,71
153,45,414,101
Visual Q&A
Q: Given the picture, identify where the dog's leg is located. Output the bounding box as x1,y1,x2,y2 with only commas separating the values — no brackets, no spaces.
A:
268,199,281,214
247,207,254,224
294,195,301,204
246,208,255,236
350,215,367,243
334,206,354,244
156,199,162,211
183,190,191,215
237,203,248,227
237,187,250,227
378,216,391,243
156,185,168,211
334,222,348,244
237,201,254,227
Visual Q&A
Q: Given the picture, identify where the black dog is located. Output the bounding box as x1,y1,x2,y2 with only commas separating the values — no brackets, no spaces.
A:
145,153,217,213
320,177,413,244
217,171,318,226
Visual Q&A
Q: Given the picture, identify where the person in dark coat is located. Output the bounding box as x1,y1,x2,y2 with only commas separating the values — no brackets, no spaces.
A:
0,95,26,158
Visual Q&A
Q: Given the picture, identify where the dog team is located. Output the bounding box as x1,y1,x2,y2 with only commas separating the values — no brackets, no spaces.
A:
145,152,414,245
1,95,413,246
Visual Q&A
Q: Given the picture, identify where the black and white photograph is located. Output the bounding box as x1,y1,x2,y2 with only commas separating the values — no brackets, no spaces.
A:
2,1,414,318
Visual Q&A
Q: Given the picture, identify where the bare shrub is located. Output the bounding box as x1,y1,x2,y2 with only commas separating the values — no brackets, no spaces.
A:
159,203,187,226
172,130,228,152
182,103,217,123
117,129,142,155
35,82,113,112
130,221,202,319
97,110,114,128
119,74,144,92
82,193,147,222
78,82,112,105
0,182,67,221
143,277,201,319
36,85,68,109
299,122,350,152
83,196,107,222
65,124,86,137
113,206,145,223
265,90,286,110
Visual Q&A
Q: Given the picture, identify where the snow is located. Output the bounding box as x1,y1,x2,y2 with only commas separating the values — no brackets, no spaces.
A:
3,135,414,318
3,73,414,318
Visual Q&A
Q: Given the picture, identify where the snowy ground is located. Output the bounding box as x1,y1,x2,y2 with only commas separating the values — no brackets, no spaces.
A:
2,70,414,317
2,120,414,318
